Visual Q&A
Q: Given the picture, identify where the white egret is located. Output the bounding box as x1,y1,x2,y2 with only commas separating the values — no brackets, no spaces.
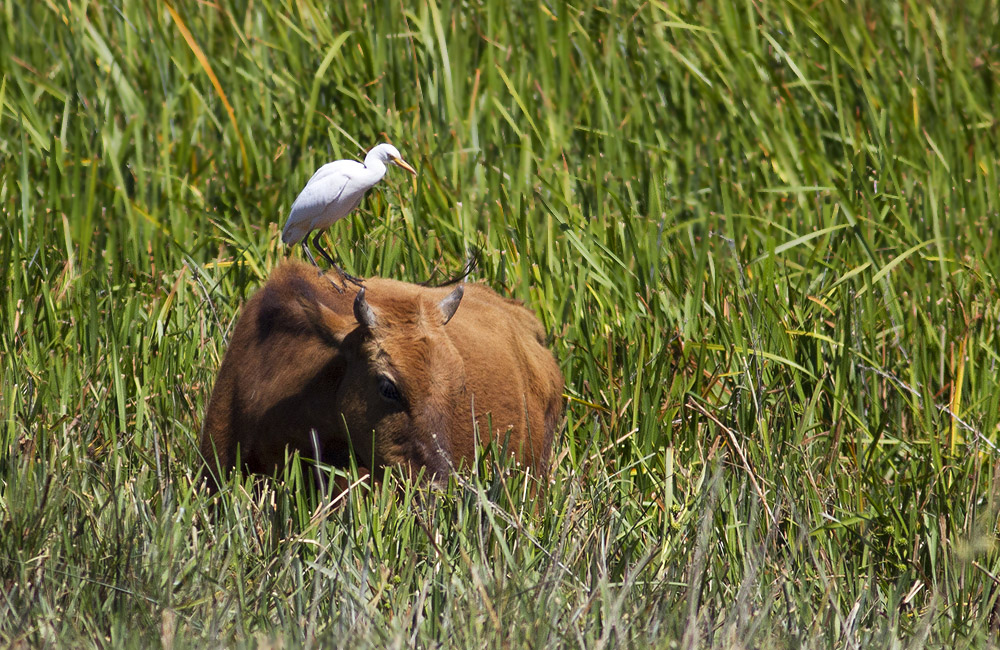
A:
282,143,417,283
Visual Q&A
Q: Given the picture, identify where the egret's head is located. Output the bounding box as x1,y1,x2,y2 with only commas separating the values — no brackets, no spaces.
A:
372,143,417,176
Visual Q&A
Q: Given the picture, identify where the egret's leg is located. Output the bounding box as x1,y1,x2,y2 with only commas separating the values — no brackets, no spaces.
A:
310,231,338,267
301,238,345,293
301,241,321,268
312,231,364,287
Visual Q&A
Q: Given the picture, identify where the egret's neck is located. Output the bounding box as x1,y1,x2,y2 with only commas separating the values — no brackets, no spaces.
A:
362,150,389,183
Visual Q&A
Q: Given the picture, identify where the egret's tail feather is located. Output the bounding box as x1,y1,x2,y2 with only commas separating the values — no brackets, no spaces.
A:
281,219,309,246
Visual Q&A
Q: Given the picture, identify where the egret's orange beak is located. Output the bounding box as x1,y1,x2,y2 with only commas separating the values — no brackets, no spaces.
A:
392,157,417,176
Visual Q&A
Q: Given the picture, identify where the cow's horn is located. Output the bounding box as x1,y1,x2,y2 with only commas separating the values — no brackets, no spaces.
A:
438,284,464,325
353,287,378,328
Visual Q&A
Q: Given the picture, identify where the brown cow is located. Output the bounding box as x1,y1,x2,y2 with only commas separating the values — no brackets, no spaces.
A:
200,261,564,488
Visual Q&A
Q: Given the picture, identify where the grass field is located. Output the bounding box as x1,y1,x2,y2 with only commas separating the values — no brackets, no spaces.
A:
3,0,1000,647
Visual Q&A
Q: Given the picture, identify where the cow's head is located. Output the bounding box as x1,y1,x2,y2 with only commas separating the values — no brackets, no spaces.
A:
303,282,467,478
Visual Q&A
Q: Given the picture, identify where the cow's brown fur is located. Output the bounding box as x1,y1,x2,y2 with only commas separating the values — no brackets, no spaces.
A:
200,261,564,486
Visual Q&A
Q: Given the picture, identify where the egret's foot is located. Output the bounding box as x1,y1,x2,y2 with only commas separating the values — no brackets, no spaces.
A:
336,267,365,288
321,272,347,293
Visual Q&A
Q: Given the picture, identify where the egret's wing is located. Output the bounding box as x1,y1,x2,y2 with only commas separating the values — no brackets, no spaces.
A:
303,159,361,188
281,162,362,245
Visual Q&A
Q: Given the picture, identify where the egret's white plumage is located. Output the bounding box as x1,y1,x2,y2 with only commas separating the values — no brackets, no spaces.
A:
281,143,416,278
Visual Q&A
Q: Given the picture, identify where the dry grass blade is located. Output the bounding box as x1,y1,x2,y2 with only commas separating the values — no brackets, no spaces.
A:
163,0,250,182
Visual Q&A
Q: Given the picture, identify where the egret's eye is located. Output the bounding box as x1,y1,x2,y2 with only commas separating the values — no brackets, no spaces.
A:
378,376,402,403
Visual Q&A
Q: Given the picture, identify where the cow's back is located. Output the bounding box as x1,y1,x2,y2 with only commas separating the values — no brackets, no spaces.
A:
200,265,352,480
434,284,563,469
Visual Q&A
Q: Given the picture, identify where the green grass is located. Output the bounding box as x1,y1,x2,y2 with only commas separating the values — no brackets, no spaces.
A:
3,0,1000,646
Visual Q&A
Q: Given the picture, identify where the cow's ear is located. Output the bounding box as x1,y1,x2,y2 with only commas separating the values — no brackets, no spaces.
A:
438,284,464,325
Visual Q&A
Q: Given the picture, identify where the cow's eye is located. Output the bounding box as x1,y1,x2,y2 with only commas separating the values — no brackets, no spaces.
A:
378,376,402,403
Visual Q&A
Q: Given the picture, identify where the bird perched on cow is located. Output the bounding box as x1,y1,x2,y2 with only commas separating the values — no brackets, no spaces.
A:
281,143,417,284
200,261,564,491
